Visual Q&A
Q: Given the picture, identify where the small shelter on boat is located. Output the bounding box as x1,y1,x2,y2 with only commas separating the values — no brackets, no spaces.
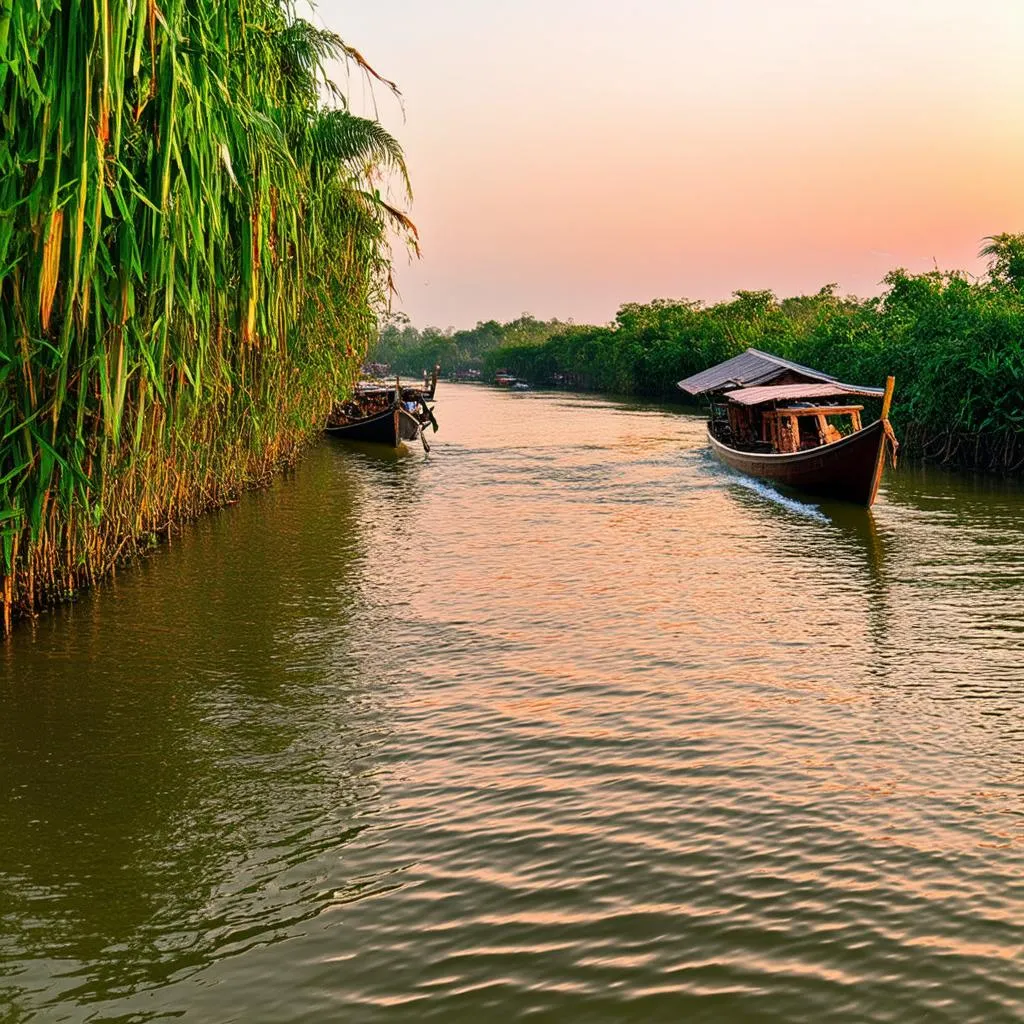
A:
677,348,843,396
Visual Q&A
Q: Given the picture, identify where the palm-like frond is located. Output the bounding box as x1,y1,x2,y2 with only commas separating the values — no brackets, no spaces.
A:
272,20,345,100
309,110,412,199
979,233,1024,290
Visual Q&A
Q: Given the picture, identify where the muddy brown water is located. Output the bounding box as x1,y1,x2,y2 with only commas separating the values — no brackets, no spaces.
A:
2,385,1022,1022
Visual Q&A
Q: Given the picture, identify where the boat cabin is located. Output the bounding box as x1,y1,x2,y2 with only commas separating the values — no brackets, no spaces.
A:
712,387,882,454
762,404,861,452
724,400,864,453
678,348,887,456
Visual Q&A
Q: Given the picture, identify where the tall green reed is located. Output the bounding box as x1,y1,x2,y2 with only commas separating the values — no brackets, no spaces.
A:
0,0,413,631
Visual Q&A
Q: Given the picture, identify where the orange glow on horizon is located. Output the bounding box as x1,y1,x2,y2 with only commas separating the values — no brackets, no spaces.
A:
318,0,1024,325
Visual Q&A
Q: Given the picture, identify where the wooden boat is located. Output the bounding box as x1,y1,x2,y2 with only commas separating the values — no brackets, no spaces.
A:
326,367,439,449
678,349,899,507
326,404,425,445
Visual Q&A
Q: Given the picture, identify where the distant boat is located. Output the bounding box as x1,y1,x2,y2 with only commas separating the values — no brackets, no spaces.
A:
678,348,899,507
492,372,530,389
326,367,439,449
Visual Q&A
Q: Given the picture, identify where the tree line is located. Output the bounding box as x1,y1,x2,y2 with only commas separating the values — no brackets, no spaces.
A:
376,237,1024,472
374,313,575,377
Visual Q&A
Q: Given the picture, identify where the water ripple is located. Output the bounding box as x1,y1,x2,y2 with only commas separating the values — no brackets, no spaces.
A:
1,387,1022,1022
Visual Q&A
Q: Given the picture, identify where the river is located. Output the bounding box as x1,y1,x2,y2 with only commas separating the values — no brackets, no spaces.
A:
2,384,1022,1022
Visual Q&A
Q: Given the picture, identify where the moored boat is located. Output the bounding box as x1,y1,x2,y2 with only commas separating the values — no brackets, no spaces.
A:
678,349,899,507
326,367,439,449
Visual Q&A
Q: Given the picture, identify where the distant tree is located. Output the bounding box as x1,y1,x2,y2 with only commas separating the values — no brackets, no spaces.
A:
980,233,1024,291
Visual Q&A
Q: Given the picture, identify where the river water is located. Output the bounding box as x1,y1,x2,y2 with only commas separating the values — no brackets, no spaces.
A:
2,385,1022,1022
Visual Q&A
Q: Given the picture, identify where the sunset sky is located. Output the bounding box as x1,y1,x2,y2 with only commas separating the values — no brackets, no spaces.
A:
318,0,1024,329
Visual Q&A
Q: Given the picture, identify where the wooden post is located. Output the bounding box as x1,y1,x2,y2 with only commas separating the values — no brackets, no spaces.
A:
868,376,897,506
880,376,895,421
393,376,402,447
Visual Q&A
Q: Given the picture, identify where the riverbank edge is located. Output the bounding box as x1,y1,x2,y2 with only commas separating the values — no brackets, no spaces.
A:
0,429,323,638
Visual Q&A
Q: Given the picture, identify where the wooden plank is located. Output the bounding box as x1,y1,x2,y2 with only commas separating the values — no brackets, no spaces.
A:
777,404,864,416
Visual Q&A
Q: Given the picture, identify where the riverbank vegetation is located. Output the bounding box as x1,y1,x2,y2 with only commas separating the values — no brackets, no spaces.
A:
375,313,573,377
379,239,1024,473
0,1,413,631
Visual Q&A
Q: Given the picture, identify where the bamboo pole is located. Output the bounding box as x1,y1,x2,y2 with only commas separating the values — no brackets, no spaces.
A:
880,376,895,421
868,376,897,507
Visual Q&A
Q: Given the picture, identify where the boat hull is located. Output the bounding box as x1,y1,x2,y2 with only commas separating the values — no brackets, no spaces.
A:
325,407,421,447
709,418,887,506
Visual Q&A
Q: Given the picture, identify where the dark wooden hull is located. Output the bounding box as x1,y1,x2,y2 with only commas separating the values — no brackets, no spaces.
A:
708,418,888,506
325,407,421,447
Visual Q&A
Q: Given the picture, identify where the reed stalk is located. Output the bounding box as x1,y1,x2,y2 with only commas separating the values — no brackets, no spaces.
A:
0,0,414,632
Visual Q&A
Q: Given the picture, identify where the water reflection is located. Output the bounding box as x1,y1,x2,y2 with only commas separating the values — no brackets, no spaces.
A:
0,451,400,1017
1,387,1022,1023
714,455,1024,756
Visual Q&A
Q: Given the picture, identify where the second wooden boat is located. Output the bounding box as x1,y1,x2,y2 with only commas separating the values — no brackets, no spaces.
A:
326,367,439,449
324,405,425,446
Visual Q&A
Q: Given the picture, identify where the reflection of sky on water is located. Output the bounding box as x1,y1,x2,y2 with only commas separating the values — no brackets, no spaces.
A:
1,385,1022,1022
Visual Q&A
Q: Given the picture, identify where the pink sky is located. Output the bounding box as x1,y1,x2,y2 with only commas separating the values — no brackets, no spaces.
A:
318,0,1024,329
